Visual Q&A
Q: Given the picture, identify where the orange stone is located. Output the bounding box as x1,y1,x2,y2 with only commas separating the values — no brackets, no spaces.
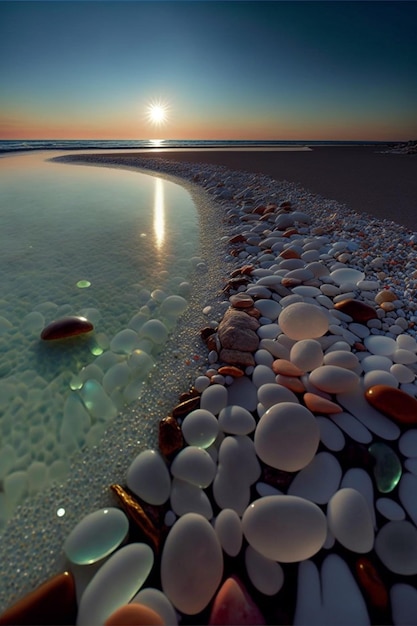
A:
275,374,305,393
282,228,298,237
272,359,304,376
365,384,417,424
303,392,343,414
209,577,265,625
229,293,255,309
355,557,389,611
334,299,378,323
279,249,300,260
218,365,245,377
0,571,76,625
105,603,164,626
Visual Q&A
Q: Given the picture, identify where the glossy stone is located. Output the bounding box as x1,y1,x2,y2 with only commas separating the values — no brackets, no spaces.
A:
327,488,374,553
303,392,342,414
333,299,378,323
126,449,171,505
365,384,417,425
104,603,164,626
158,415,184,457
40,316,93,340
355,557,389,611
278,302,329,340
63,507,129,565
109,484,159,551
181,409,219,448
242,495,327,562
0,571,76,626
368,442,402,493
208,577,265,625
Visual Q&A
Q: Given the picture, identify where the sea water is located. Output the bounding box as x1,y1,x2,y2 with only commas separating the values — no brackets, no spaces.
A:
0,152,200,528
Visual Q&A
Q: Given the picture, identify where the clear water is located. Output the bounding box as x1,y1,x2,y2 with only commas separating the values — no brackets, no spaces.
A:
0,152,200,527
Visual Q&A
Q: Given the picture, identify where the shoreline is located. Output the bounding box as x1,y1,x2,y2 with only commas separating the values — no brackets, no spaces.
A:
2,152,417,623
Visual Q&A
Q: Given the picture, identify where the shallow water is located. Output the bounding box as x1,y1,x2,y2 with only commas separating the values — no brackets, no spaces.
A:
0,152,200,527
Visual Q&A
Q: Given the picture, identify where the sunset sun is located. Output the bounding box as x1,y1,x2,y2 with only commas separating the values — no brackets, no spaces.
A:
147,101,168,126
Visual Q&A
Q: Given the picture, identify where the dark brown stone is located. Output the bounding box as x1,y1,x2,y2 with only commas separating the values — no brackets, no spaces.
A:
355,557,389,611
334,299,378,323
40,316,93,340
158,415,184,457
219,348,255,366
365,384,417,424
172,395,200,418
110,484,160,551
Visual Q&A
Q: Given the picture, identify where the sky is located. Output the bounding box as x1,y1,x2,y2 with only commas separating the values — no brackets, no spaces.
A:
0,0,416,141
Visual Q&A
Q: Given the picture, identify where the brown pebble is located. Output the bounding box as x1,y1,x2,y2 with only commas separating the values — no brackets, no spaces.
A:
334,299,378,323
272,359,304,376
229,234,246,244
282,228,298,237
0,571,76,626
380,301,396,312
365,384,417,424
200,326,216,342
172,395,200,418
229,293,255,309
230,264,254,277
218,365,245,377
159,415,184,457
40,316,93,341
220,348,255,367
279,248,301,260
375,289,397,304
110,484,160,551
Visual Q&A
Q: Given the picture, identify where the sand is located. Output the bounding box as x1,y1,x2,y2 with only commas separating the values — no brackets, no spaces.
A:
76,146,417,231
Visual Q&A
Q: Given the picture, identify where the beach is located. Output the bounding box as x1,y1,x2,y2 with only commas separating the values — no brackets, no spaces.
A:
2,146,417,624
66,145,417,230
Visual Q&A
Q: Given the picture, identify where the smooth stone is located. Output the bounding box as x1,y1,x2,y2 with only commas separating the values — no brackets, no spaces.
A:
369,442,402,493
213,466,251,516
323,350,359,370
227,376,258,411
316,416,345,451
139,319,169,344
376,498,406,521
375,289,397,304
271,358,304,376
398,472,417,526
390,363,415,384
303,392,342,414
158,415,184,457
390,583,417,626
254,298,282,320
102,362,130,394
200,384,228,415
337,385,400,439
126,449,171,505
363,369,398,389
217,435,261,484
76,543,154,626
254,348,275,367
259,338,290,359
79,379,118,421
365,384,417,425
254,402,320,472
333,299,377,322
181,409,219,448
364,334,397,356
288,452,342,504
340,468,377,529
109,328,141,353
278,302,329,340
242,495,327,562
214,508,243,557
257,382,299,409
392,348,417,364
170,446,216,488
327,488,374,553
0,571,76,626
245,545,284,595
397,333,417,351
290,339,323,371
63,508,129,565
294,555,370,626
161,513,223,615
309,365,359,394
160,294,188,316
132,588,178,626
330,268,365,286
355,557,389,612
208,577,265,625
218,405,256,435
375,521,417,575
251,364,276,387
291,285,321,297
170,477,213,519
405,457,417,475
40,316,93,340
361,355,393,372
399,429,417,456
104,603,164,626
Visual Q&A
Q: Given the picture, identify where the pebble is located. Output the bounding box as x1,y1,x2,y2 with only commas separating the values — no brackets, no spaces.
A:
365,384,417,424
126,450,171,505
375,521,417,575
208,577,265,625
40,316,94,340
327,488,374,553
309,365,359,393
104,603,164,626
278,302,329,340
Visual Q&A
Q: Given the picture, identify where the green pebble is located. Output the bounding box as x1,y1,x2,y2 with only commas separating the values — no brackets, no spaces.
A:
369,442,402,493
76,280,91,288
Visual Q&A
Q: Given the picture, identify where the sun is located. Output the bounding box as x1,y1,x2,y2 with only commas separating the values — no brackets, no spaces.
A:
146,101,168,126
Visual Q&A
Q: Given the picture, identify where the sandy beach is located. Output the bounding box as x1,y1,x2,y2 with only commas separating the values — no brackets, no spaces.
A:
78,146,417,231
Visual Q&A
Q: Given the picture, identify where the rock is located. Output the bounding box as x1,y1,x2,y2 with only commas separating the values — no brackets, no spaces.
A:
255,402,320,472
242,495,327,562
104,603,164,625
172,396,200,418
40,316,93,340
63,508,129,565
278,302,329,340
333,299,378,323
209,577,265,625
368,442,402,493
126,450,171,505
161,513,223,615
76,543,154,625
0,571,76,626
229,293,254,309
330,268,365,286
365,384,417,424
375,521,417,575
220,348,255,366
217,365,245,377
327,488,374,553
158,416,184,457
109,484,160,551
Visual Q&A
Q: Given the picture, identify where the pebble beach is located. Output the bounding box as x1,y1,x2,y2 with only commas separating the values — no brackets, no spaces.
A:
1,147,417,625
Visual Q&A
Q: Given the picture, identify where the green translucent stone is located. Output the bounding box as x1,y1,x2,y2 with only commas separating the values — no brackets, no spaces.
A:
91,345,104,356
76,280,91,288
369,442,402,493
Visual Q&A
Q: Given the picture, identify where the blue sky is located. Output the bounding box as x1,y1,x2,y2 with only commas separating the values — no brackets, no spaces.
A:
1,1,416,140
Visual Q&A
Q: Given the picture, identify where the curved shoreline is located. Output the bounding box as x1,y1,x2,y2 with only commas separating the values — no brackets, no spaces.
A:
2,153,417,622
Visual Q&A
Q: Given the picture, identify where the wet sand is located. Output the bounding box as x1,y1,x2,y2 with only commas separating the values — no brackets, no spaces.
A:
89,146,417,231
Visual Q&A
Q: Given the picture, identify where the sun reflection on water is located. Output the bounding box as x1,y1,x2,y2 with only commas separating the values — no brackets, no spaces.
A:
154,177,165,250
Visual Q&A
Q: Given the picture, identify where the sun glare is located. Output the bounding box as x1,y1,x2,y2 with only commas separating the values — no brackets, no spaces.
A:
147,101,168,126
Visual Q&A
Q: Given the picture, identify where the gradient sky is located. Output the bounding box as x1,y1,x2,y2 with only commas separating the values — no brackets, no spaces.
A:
1,0,416,141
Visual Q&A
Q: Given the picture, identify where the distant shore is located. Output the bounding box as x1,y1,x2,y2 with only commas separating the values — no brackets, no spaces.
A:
59,145,417,231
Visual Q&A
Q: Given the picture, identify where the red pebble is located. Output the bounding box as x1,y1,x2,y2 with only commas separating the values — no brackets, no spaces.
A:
355,557,389,611
365,384,417,425
209,577,265,625
40,316,93,340
105,603,164,626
